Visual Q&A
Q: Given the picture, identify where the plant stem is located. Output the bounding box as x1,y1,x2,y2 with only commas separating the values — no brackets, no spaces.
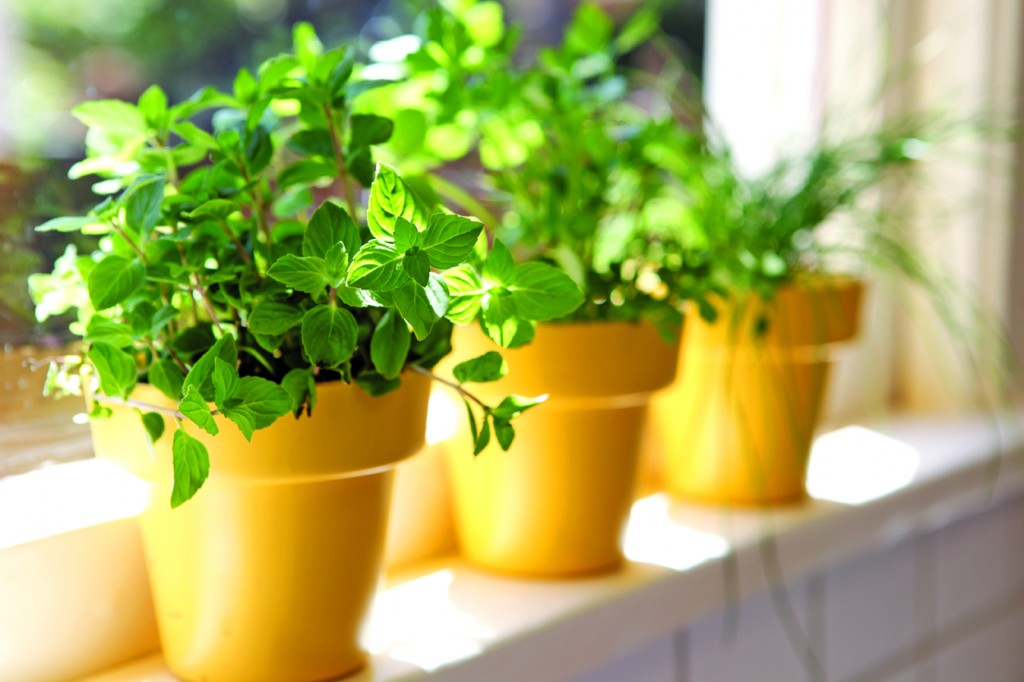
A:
111,219,148,263
409,364,490,410
190,274,224,332
322,103,359,218
22,355,82,371
218,218,253,265
91,394,194,420
146,337,188,374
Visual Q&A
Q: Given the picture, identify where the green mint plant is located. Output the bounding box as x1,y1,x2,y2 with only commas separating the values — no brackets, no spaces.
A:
367,1,710,339
29,23,582,507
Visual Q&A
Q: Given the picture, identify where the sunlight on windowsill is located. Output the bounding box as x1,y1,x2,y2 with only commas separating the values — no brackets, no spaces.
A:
806,425,920,505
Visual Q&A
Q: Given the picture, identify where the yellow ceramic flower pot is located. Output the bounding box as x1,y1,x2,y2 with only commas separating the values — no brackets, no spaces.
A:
90,373,431,682
445,321,680,576
657,277,863,505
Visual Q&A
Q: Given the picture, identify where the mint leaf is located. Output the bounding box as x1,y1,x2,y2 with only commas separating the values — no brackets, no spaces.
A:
34,216,92,233
248,301,304,335
421,213,484,269
325,242,349,287
356,372,401,397
268,254,330,293
73,99,147,138
179,385,219,436
140,411,166,444
123,176,164,240
85,316,134,348
473,416,491,455
509,262,584,321
367,164,428,240
493,416,514,450
303,201,360,259
149,359,184,400
348,240,408,291
88,342,137,399
171,428,210,508
301,304,358,367
212,358,239,408
453,351,507,384
370,310,411,380
464,398,480,448
442,264,486,324
281,367,316,415
88,255,145,310
222,377,292,441
182,334,237,402
350,114,394,148
394,275,449,340
402,248,431,286
394,217,422,253
481,289,520,347
491,394,545,420
186,199,238,220
482,239,515,286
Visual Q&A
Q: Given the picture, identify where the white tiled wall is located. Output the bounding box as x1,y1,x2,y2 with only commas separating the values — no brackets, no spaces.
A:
572,495,1024,682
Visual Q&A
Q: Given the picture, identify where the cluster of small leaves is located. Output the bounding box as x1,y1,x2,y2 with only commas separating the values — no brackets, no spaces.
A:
30,23,584,507
651,118,931,303
374,1,712,327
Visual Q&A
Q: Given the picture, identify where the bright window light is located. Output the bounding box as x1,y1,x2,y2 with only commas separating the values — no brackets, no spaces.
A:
806,426,920,505
624,494,730,571
367,569,495,672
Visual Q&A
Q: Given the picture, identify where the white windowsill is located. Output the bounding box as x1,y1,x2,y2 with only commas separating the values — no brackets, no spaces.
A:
4,411,1022,682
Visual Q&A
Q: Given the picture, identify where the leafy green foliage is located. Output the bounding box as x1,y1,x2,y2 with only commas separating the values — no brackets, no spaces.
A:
30,23,584,506
373,1,708,325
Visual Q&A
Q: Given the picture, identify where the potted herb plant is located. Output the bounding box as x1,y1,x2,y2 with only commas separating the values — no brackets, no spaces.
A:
372,2,711,576
649,118,950,505
29,24,580,682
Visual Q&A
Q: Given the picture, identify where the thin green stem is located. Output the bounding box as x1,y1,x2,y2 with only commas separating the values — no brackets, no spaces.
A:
409,364,489,410
322,103,360,218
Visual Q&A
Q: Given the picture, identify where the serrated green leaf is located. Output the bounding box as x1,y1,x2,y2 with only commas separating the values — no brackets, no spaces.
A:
394,274,449,340
394,217,421,253
171,428,210,508
367,164,428,239
85,316,134,348
212,358,239,408
268,254,329,293
301,304,358,367
482,239,515,286
293,22,324,73
87,256,145,310
140,411,166,444
181,334,237,402
303,200,361,259
179,385,219,436
453,351,507,384
88,342,137,399
221,377,292,440
442,264,486,324
248,301,304,335
325,242,349,287
464,398,480,447
233,67,258,103
402,248,431,286
336,285,377,308
348,240,408,291
509,261,584,321
370,310,411,380
148,359,184,400
421,213,484,269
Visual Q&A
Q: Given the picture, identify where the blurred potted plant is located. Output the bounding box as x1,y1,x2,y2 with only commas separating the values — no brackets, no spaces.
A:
650,116,963,504
29,24,579,682
374,2,711,576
